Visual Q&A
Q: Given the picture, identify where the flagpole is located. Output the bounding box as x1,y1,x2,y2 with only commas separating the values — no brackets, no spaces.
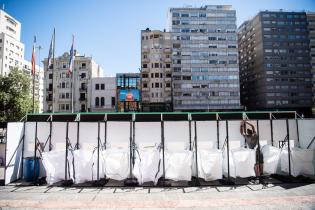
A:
52,28,55,113
71,35,74,113
32,36,36,113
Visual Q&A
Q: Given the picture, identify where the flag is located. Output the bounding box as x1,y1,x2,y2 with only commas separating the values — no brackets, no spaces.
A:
31,36,36,76
47,28,55,68
68,35,74,75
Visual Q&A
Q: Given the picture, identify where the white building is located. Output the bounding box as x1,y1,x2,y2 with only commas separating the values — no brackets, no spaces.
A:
43,52,104,112
22,60,44,113
91,77,116,112
0,9,24,76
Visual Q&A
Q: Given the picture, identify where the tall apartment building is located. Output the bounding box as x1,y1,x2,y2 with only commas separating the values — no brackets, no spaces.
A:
168,5,241,111
238,11,312,114
43,52,103,112
307,12,315,115
141,29,172,112
0,9,24,76
91,77,116,112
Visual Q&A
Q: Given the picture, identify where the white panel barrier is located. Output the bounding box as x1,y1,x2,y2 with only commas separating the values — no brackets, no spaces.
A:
272,120,287,148
258,120,271,146
5,122,24,184
51,122,67,151
298,119,315,149
196,121,217,150
5,118,315,185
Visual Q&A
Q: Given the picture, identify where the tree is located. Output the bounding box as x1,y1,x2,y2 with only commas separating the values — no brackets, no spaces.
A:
0,68,38,122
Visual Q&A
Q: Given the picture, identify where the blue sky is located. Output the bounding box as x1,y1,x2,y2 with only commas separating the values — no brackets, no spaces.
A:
3,0,315,75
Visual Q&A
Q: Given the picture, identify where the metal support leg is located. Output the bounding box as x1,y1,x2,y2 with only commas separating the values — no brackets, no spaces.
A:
286,119,291,177
270,119,274,146
65,122,69,182
20,122,26,180
216,120,219,149
97,122,100,181
33,122,38,184
194,121,200,186
124,121,138,186
189,120,192,150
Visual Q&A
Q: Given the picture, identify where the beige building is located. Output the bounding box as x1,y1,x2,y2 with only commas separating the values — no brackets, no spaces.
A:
141,29,172,111
307,12,315,115
43,52,103,112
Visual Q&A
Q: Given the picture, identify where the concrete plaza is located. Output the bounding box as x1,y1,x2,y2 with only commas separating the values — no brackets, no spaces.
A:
0,182,314,209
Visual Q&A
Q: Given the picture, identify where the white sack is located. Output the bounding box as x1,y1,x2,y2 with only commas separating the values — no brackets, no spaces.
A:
73,149,105,184
42,150,74,185
195,149,223,181
133,147,163,185
102,149,130,181
261,145,281,175
280,147,315,177
224,148,256,178
165,150,193,181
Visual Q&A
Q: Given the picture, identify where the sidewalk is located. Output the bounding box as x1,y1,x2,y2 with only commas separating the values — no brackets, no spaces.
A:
0,183,314,209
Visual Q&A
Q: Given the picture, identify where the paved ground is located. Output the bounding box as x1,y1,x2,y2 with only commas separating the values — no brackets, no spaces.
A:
0,183,314,209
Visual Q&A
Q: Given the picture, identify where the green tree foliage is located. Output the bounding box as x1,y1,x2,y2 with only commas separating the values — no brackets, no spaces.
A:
0,68,38,122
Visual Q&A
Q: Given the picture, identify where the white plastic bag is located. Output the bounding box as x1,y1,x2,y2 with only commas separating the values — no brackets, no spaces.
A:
196,149,223,181
42,150,74,185
224,148,255,178
281,147,315,177
72,149,105,184
261,145,281,175
102,148,130,181
165,150,193,181
133,147,162,185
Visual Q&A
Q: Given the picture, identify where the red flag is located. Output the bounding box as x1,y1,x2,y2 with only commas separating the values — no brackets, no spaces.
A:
31,36,36,75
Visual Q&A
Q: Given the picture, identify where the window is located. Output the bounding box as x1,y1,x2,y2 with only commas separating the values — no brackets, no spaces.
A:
81,73,86,78
81,63,86,68
155,83,159,88
49,74,53,79
95,84,99,90
95,97,99,106
101,97,105,106
101,84,105,90
142,63,147,68
111,97,115,106
166,64,170,68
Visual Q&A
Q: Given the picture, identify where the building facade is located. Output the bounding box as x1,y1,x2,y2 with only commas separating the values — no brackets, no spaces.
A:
43,52,103,112
23,60,44,113
116,73,140,112
0,9,24,76
307,12,315,115
238,11,312,114
91,77,116,112
141,29,173,112
168,5,241,111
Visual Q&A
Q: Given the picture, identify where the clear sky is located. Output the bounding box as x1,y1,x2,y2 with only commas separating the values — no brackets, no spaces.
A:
3,0,315,75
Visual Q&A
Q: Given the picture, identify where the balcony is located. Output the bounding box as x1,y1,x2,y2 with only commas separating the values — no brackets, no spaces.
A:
142,48,149,53
46,96,52,101
165,77,172,82
142,87,150,91
142,58,150,63
164,48,171,53
79,97,87,101
142,77,149,82
165,87,171,92
79,87,87,92
164,58,172,63
141,68,149,73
